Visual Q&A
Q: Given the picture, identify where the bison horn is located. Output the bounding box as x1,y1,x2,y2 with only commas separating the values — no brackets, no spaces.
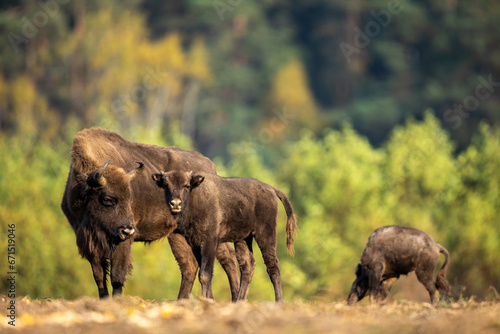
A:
93,159,111,186
128,161,145,180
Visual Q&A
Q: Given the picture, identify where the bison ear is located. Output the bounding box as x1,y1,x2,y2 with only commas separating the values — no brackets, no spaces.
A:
190,175,205,189
355,264,363,277
151,173,164,187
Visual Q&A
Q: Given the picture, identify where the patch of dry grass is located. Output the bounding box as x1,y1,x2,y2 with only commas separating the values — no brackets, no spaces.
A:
1,295,499,334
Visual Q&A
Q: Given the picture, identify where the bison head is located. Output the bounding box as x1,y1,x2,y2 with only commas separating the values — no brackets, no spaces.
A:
347,263,369,305
76,159,145,253
152,171,204,215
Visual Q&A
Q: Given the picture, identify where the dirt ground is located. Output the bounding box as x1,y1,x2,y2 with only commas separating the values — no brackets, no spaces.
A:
1,295,499,334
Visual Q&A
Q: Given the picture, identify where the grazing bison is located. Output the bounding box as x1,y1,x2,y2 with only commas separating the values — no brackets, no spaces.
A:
347,225,451,305
152,170,298,302
61,128,239,299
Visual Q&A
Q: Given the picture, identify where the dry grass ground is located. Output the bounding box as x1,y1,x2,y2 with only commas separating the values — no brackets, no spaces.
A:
1,295,499,334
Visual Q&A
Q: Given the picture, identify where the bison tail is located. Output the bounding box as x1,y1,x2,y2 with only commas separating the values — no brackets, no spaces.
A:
274,188,297,257
435,244,451,293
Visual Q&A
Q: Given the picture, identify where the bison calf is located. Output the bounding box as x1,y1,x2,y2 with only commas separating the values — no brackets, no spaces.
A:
152,170,297,303
347,225,451,305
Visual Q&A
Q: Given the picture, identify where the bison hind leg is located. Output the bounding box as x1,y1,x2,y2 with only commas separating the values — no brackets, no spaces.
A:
234,236,256,301
255,233,283,303
415,266,438,304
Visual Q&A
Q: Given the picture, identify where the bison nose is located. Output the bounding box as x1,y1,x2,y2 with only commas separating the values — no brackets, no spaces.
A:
170,198,181,207
169,198,182,213
118,224,136,240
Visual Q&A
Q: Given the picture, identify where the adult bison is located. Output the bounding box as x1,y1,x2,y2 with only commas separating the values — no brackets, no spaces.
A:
347,225,451,305
61,128,239,299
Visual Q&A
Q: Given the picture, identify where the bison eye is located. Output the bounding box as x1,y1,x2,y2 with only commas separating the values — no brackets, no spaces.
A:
183,185,190,189
100,196,117,207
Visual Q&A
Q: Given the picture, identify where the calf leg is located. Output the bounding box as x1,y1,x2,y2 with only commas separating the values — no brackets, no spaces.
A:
255,230,283,303
199,241,218,300
416,266,438,304
368,263,384,304
168,232,198,299
110,240,132,296
377,276,398,303
216,242,240,302
235,236,256,301
90,255,109,299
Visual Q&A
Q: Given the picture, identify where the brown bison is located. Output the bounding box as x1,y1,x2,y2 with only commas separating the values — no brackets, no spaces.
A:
347,225,451,305
152,170,297,302
61,128,239,299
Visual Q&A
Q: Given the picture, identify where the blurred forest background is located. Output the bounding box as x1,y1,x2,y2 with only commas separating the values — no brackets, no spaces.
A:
0,0,499,302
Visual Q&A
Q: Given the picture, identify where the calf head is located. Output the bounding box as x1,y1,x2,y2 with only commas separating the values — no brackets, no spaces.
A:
152,171,204,215
347,264,369,305
76,159,145,252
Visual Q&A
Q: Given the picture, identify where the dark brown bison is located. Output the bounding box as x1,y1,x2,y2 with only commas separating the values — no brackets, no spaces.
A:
152,170,297,303
347,225,451,305
61,128,239,299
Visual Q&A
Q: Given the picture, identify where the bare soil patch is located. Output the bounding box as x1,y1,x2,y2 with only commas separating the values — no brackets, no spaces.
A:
1,295,499,334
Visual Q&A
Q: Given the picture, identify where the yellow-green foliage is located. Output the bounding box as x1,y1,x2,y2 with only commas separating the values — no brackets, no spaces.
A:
265,59,323,139
450,124,500,291
0,134,93,298
0,113,499,300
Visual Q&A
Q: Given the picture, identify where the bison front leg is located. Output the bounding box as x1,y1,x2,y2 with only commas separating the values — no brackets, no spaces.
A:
376,277,398,303
110,240,132,296
199,241,218,300
216,242,240,302
168,232,199,299
368,263,384,305
89,256,109,299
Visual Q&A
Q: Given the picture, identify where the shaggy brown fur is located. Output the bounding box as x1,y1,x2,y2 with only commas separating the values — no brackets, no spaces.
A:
61,128,239,299
152,170,298,303
347,225,451,305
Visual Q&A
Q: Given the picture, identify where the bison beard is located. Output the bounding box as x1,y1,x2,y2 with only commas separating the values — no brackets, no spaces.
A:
76,223,112,259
